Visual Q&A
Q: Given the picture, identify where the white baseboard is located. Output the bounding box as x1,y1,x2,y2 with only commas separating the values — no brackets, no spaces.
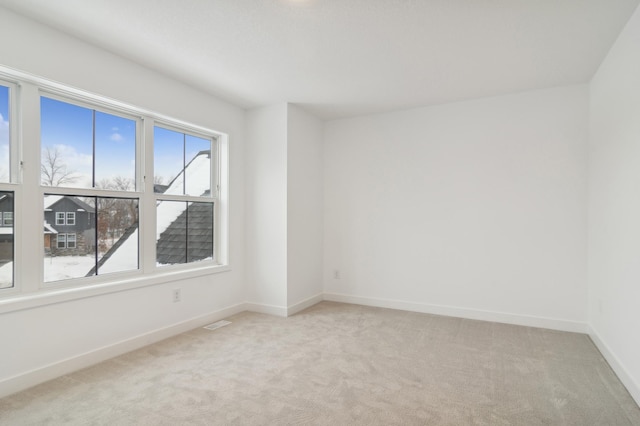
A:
245,302,288,317
0,302,247,399
589,326,640,406
287,293,324,316
323,292,588,333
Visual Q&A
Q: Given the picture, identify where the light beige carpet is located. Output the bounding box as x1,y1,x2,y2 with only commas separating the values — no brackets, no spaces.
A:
1,301,639,425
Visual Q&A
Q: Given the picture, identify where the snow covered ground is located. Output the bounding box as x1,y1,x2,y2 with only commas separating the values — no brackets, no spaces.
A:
0,254,137,285
0,261,12,288
3,256,96,284
43,255,96,281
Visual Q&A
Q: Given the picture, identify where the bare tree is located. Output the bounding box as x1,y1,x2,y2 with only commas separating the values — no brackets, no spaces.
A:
94,176,139,252
41,146,77,186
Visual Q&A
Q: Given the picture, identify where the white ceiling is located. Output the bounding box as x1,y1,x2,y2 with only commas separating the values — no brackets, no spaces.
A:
1,0,639,119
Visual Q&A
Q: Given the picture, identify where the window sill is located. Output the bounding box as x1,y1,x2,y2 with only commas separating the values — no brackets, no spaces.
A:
0,263,231,315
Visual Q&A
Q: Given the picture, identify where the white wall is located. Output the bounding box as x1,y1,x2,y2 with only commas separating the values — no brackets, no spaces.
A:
324,85,589,330
287,105,323,307
245,103,323,313
0,8,246,396
245,104,288,310
588,4,640,403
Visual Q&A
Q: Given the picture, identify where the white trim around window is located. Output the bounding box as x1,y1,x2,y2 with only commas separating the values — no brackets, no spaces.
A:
0,65,231,310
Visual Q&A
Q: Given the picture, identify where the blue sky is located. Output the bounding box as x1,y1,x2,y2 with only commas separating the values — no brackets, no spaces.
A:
41,97,136,188
41,96,211,191
154,126,210,192
0,85,9,182
0,85,8,119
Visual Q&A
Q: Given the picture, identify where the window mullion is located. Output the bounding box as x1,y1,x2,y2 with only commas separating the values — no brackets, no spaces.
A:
141,118,156,273
19,83,43,293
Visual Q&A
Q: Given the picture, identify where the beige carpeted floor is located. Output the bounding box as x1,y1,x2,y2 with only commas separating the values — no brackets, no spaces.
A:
1,301,639,425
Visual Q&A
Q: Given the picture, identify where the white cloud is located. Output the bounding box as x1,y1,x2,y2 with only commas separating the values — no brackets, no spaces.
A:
52,143,93,168
110,132,123,142
0,144,9,182
41,143,92,187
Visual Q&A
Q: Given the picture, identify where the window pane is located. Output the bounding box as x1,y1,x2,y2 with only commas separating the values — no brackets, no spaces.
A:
96,197,139,275
156,200,213,266
3,212,13,226
44,195,96,282
67,233,77,248
41,97,92,188
187,202,213,262
154,126,212,197
41,97,137,191
44,194,140,282
154,127,183,194
0,191,14,289
156,200,187,265
0,86,10,182
185,135,211,196
95,111,136,190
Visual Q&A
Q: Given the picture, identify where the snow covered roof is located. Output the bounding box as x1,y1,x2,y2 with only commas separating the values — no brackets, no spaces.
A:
99,150,212,271
44,221,58,234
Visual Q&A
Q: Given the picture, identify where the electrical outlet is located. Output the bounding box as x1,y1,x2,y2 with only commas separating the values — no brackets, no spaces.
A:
173,288,181,303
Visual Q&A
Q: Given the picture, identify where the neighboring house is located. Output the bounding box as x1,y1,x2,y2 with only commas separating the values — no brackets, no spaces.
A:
0,193,14,262
44,195,96,256
43,221,57,254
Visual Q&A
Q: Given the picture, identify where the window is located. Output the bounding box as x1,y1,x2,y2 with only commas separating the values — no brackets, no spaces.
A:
154,126,215,266
67,233,76,249
0,70,226,298
2,211,12,226
41,96,136,189
0,191,14,289
41,97,140,283
0,82,15,290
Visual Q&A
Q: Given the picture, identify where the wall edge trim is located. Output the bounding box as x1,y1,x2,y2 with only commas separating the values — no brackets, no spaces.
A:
287,293,324,316
323,292,588,333
589,325,640,406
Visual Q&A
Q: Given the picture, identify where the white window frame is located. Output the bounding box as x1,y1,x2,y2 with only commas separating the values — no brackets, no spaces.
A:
40,92,143,285
66,233,76,249
0,78,19,184
55,212,65,225
66,212,75,226
2,211,12,226
153,122,218,268
57,233,67,249
0,78,19,292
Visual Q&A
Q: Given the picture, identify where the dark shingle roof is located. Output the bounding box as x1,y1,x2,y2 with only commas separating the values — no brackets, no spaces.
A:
46,195,96,213
156,202,213,265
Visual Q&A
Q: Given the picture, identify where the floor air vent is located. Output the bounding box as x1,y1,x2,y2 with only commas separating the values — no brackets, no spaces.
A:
203,320,232,331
